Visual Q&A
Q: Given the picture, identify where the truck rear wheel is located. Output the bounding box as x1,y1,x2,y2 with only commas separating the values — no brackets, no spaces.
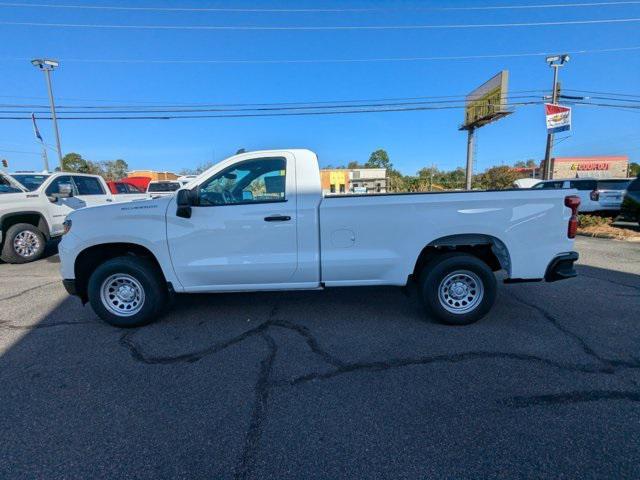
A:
87,256,167,328
420,253,496,326
1,223,46,264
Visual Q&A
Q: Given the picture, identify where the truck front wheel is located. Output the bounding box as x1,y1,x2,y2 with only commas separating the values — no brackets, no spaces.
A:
1,223,46,264
87,256,167,328
420,253,497,326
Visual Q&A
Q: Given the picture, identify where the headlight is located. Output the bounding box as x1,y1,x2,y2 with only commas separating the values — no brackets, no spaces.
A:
62,219,72,235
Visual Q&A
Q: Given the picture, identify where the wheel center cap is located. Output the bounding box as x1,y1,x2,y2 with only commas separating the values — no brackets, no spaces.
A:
450,282,468,299
117,285,135,302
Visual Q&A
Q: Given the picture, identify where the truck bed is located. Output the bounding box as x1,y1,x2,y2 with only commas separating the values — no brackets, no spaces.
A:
318,189,575,285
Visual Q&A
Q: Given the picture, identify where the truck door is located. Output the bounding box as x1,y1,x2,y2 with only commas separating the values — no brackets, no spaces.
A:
167,154,298,289
43,175,80,236
70,175,113,207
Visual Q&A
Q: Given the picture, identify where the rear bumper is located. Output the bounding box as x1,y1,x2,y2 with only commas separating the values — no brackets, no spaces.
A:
544,252,579,282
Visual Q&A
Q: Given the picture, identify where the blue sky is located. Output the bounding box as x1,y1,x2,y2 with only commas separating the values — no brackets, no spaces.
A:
1,0,639,175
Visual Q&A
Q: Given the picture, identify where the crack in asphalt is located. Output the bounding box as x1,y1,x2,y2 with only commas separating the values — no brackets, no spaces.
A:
503,390,640,407
0,281,59,302
113,292,640,476
118,321,271,365
578,271,640,292
510,293,640,372
270,319,346,369
0,319,92,330
510,294,605,361
281,350,615,387
234,331,277,480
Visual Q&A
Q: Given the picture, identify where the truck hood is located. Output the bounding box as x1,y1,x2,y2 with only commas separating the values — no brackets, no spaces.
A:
0,191,38,208
67,195,173,225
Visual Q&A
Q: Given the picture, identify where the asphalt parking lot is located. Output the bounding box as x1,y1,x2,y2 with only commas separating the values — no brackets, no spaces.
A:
0,236,639,479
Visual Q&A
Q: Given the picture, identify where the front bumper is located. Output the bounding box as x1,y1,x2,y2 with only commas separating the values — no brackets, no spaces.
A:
544,252,579,282
62,279,78,296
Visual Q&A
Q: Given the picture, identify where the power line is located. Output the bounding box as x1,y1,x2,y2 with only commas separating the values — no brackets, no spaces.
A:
0,102,540,120
2,95,547,113
0,101,636,121
5,100,639,121
2,89,638,112
1,1,638,12
0,148,41,155
0,90,550,109
2,18,640,31
565,88,640,98
3,46,639,65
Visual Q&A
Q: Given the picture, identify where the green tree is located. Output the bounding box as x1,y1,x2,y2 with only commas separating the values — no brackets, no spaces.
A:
365,149,392,169
101,159,128,180
61,153,92,173
629,162,640,177
526,159,538,168
475,165,519,190
179,161,216,176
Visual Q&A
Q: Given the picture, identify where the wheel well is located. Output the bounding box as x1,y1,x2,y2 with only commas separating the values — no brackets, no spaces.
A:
1,212,50,241
74,243,165,302
412,234,510,280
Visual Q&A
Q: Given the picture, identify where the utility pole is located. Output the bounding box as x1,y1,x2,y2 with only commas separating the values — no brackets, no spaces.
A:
31,59,63,167
465,127,475,190
542,54,570,180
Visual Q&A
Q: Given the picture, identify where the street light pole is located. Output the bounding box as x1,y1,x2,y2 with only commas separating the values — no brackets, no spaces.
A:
542,54,569,180
31,59,63,169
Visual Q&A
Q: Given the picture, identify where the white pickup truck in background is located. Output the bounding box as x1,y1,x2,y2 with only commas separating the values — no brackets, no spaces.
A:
59,149,580,327
0,171,132,263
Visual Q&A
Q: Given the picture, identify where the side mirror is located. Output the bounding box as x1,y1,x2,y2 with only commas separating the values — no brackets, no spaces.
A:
176,189,193,219
242,190,253,201
48,183,74,203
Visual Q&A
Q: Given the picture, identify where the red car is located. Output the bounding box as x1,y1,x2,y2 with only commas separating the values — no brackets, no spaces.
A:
106,176,151,194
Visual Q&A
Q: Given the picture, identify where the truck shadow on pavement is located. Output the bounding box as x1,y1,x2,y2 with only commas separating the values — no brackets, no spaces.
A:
0,263,639,479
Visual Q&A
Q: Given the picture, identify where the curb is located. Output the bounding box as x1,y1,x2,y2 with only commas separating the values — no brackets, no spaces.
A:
577,231,640,242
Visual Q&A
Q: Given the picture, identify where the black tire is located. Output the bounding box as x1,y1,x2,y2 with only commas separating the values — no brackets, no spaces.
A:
1,223,46,264
420,252,497,326
87,256,168,328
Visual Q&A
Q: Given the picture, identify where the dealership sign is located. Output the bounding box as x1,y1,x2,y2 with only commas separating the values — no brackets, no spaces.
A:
545,103,571,134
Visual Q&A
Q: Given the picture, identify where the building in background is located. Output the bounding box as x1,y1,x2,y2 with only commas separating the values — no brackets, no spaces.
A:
320,168,387,194
349,168,387,194
320,169,350,194
544,155,629,179
127,170,179,181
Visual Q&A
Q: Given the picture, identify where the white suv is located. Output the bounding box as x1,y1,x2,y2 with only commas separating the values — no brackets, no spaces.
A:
531,178,632,213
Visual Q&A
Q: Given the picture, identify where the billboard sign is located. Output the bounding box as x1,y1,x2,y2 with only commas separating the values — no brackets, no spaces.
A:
545,103,571,134
463,70,510,129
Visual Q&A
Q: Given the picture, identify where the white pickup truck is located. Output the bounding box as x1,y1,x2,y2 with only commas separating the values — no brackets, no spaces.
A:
59,149,580,327
0,171,124,263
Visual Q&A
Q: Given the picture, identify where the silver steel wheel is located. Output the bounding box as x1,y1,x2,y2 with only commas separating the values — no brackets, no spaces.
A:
438,270,484,315
100,274,145,317
13,230,41,258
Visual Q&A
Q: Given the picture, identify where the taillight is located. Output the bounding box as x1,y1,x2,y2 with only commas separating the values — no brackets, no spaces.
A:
565,195,580,239
590,190,600,201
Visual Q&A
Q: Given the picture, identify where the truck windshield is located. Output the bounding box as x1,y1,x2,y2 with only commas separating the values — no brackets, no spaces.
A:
0,176,23,194
148,182,180,192
597,179,631,190
12,174,50,191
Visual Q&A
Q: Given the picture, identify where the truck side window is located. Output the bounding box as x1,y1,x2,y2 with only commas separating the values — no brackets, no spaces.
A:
569,180,597,190
199,157,286,206
72,176,105,195
45,176,75,196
